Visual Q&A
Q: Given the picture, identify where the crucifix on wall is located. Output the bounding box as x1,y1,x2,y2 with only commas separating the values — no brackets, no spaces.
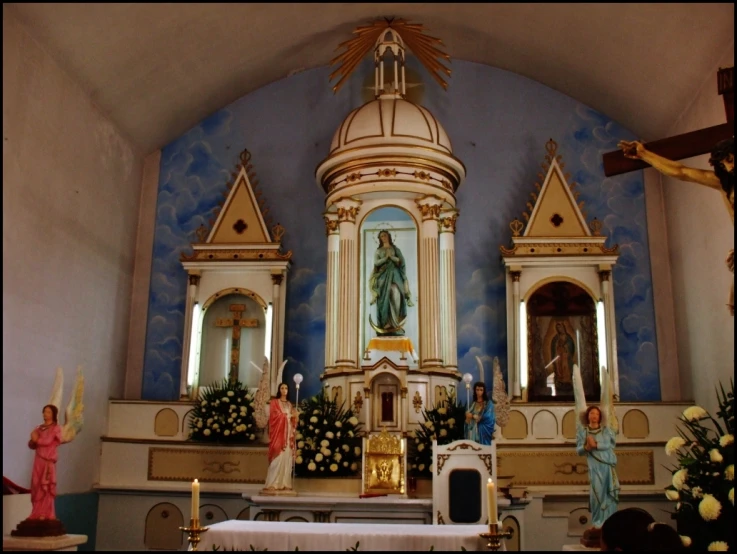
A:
215,303,259,385
603,66,734,315
603,67,733,179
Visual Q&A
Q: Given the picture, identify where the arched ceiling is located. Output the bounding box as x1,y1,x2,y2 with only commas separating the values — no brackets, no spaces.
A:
8,3,734,155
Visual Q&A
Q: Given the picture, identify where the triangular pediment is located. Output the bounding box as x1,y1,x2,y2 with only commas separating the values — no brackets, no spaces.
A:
207,151,272,244
524,140,590,238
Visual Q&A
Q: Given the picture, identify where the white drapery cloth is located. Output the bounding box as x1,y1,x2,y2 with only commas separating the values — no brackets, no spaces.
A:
198,520,498,551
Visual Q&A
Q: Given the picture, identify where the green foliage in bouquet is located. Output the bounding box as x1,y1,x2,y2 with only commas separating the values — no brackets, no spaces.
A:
188,379,258,444
295,392,363,477
664,380,734,551
409,390,466,477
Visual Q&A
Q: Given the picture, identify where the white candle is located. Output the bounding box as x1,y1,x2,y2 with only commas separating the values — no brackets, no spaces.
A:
191,479,200,521
487,478,498,525
576,329,581,369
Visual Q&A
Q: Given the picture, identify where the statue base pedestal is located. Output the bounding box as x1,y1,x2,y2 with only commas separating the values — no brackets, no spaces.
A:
579,527,601,548
3,533,87,551
260,488,298,497
10,518,66,538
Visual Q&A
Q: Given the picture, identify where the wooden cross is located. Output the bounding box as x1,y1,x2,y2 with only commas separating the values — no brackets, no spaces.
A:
215,304,259,385
603,67,733,177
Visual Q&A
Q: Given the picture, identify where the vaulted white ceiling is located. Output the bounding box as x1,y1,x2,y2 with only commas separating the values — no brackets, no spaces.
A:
8,3,734,154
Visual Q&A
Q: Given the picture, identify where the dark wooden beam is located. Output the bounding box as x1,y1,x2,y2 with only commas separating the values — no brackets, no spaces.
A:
602,123,733,177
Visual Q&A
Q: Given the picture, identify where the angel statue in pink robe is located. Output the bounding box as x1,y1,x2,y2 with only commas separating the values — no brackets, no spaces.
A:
12,367,84,537
251,357,297,495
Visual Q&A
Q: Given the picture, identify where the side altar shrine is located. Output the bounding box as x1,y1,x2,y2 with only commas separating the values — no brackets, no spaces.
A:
89,20,690,552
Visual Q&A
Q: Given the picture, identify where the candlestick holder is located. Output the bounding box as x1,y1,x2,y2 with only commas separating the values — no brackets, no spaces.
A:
478,522,513,551
179,517,209,551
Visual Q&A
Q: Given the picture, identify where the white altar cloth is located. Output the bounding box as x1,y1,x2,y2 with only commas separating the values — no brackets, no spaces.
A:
198,520,492,551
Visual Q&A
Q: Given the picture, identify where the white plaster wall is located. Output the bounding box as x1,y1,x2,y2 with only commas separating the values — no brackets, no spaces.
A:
2,7,143,492
662,44,735,414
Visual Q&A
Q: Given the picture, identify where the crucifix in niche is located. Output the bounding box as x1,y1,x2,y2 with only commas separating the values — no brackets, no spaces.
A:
215,304,259,384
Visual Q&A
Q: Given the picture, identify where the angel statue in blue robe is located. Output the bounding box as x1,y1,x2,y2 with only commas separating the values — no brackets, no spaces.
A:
574,364,620,547
463,357,509,445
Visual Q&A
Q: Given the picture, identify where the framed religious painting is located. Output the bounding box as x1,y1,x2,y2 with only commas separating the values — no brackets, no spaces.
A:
526,281,601,402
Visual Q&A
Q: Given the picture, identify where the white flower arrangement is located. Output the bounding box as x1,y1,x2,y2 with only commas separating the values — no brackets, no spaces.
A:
410,390,465,477
294,391,363,477
189,379,257,444
665,380,734,551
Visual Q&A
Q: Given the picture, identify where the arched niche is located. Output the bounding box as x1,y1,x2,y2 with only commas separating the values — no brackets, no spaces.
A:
144,502,183,550
154,408,179,437
501,410,528,440
525,280,600,403
198,291,267,390
359,206,419,360
199,504,229,526
370,371,402,430
622,409,650,439
531,409,557,439
561,409,577,439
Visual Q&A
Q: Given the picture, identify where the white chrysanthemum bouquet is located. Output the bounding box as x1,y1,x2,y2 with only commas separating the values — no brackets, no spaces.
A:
294,391,363,477
188,379,258,444
664,380,734,550
409,389,466,476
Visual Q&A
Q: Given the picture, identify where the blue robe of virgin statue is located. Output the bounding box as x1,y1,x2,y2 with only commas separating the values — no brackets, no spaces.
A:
576,425,620,527
464,400,496,445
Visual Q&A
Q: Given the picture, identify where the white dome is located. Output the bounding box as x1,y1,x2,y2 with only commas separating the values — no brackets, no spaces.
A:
316,94,465,201
329,97,453,155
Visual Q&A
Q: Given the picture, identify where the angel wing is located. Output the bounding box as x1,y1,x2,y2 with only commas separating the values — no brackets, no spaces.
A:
270,360,288,398
252,357,271,429
48,367,64,412
491,357,510,428
61,367,84,443
572,363,588,429
475,356,485,386
600,366,618,434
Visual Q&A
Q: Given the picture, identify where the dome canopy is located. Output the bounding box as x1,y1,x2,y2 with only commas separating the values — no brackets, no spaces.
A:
316,94,466,200
329,96,453,155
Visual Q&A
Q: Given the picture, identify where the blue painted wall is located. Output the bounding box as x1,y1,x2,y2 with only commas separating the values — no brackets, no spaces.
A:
141,60,660,402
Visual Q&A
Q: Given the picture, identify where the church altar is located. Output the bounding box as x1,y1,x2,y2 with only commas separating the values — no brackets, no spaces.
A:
243,494,433,524
242,493,514,524
197,520,494,551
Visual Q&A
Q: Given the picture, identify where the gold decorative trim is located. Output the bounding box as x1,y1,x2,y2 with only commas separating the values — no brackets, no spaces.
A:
181,248,292,262
188,274,201,286
416,202,442,220
148,447,268,484
478,454,493,475
510,271,522,282
439,213,458,233
366,428,403,455
598,270,612,282
318,147,466,185
337,206,361,222
436,454,450,475
497,449,654,485
412,391,423,413
201,287,268,311
500,242,620,257
323,216,340,235
325,162,458,194
329,19,451,94
446,442,483,452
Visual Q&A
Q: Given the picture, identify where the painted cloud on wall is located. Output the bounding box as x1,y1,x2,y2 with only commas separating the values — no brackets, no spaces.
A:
142,62,659,402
